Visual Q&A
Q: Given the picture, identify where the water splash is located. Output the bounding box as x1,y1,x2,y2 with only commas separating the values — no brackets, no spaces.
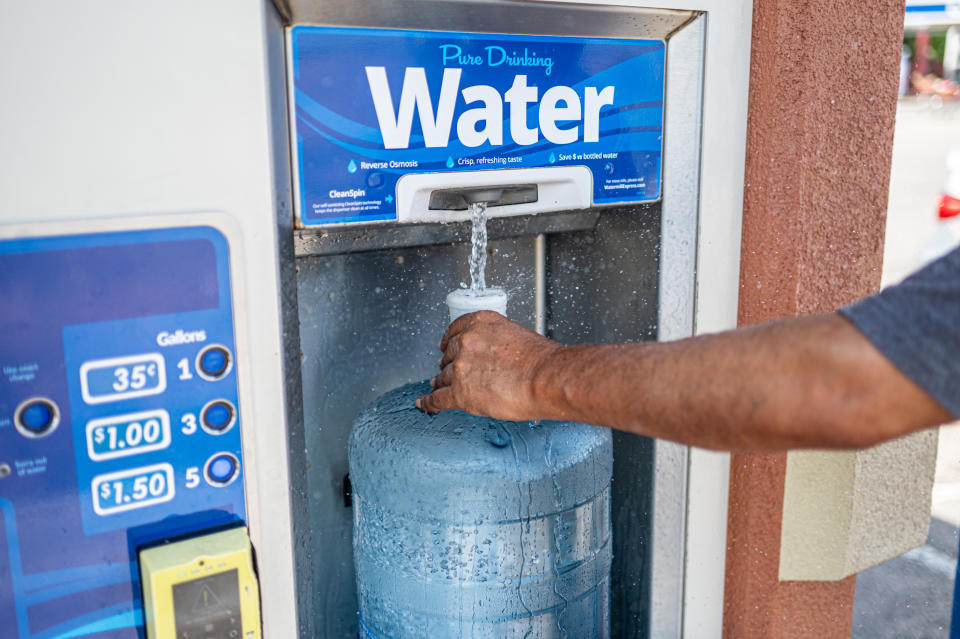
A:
468,202,488,293
485,421,511,447
506,423,535,637
545,430,569,639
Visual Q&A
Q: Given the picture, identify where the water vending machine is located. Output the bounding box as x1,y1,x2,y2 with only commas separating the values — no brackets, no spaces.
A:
0,1,750,637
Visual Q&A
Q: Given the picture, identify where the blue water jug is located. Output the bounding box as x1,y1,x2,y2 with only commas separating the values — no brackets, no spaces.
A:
349,381,613,638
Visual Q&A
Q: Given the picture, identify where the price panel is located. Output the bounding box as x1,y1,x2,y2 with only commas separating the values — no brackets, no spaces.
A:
86,410,171,461
92,463,175,516
80,353,166,404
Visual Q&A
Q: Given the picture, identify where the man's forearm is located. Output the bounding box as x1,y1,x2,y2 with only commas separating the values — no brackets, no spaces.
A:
528,314,951,451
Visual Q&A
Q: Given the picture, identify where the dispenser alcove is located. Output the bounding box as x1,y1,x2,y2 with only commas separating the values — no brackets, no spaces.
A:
282,3,707,636
295,204,661,637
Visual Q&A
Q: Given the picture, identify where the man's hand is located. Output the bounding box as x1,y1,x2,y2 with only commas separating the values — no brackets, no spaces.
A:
415,311,563,421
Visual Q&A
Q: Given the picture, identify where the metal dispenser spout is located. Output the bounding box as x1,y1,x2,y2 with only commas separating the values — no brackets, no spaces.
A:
427,184,538,211
397,167,592,223
460,187,504,205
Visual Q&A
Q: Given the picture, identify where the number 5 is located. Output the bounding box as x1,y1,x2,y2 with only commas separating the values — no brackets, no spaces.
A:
132,476,149,500
130,364,147,390
186,467,200,489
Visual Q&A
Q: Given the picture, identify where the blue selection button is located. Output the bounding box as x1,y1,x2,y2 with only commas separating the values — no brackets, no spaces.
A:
205,453,240,486
15,397,60,437
196,344,232,380
22,402,51,430
201,399,236,434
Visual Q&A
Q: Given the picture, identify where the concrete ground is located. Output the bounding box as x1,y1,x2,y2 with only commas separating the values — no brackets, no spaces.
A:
851,98,960,638
853,518,957,638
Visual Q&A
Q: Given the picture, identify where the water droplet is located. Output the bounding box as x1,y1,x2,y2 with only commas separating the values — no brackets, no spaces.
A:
485,422,511,447
446,156,455,168
548,152,557,164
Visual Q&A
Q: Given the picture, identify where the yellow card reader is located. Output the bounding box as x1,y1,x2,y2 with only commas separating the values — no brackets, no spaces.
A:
139,526,262,639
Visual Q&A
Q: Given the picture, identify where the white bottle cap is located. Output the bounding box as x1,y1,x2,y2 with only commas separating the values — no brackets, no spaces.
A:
446,288,507,324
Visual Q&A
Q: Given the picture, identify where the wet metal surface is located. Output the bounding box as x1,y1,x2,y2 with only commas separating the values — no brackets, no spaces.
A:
546,205,661,638
296,235,537,636
294,204,661,637
294,210,600,257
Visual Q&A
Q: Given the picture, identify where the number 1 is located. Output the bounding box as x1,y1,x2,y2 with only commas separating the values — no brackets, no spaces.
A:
177,358,193,381
111,481,124,505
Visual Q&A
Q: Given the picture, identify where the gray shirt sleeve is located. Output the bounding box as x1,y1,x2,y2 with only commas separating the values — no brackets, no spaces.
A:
839,246,960,419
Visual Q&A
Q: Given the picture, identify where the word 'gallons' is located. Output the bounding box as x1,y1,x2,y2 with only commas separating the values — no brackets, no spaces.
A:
291,26,665,225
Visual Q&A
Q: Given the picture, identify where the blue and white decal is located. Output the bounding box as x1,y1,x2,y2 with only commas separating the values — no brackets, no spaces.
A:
905,1,960,28
291,26,666,226
0,227,246,638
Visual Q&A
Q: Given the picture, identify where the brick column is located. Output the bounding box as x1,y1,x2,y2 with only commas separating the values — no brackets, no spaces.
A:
723,1,906,637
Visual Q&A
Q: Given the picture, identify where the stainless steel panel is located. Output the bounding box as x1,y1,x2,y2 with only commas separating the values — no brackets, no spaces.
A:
651,15,706,639
296,237,537,637
294,210,599,257
545,204,662,638
263,1,315,636
546,207,660,343
276,0,694,40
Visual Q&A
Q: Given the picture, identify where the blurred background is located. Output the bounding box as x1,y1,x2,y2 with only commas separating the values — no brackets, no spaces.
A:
851,4,960,636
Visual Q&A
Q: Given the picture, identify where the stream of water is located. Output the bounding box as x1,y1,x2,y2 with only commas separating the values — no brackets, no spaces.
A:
468,201,488,293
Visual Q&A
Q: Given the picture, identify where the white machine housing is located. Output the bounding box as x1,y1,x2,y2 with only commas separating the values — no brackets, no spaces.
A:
0,1,753,637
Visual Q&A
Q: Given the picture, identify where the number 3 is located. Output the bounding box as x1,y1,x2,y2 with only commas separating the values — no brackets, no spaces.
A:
112,367,129,392
181,413,197,435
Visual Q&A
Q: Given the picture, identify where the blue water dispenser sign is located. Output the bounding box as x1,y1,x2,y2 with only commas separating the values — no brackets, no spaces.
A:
291,26,666,226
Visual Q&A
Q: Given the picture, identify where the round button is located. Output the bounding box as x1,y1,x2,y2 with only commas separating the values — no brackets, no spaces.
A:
209,456,235,481
14,397,60,438
205,453,240,487
200,399,237,435
196,344,233,381
22,402,52,430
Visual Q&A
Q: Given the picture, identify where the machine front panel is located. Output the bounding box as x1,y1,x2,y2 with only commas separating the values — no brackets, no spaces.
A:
0,226,247,638
291,26,666,226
